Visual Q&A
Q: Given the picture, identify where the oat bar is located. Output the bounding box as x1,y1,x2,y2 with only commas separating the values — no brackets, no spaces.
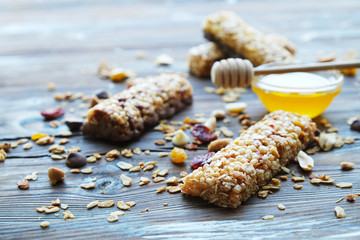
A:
188,42,227,78
181,110,316,208
203,11,295,66
82,73,193,141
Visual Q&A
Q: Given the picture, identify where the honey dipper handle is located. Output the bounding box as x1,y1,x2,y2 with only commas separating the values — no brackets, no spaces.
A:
254,60,360,75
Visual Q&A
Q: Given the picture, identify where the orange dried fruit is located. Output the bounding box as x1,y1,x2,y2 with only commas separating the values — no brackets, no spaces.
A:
170,147,187,163
31,133,48,141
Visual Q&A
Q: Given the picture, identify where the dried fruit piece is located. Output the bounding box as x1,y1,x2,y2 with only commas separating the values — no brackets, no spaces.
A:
172,130,190,146
191,124,217,143
208,138,232,152
341,162,354,170
41,107,65,120
170,147,187,163
31,133,48,141
17,179,29,190
66,152,87,168
334,206,346,218
48,168,65,185
190,152,215,169
297,150,314,171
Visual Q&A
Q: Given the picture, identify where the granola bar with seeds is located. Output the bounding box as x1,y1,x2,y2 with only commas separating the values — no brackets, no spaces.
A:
82,73,192,141
181,111,316,208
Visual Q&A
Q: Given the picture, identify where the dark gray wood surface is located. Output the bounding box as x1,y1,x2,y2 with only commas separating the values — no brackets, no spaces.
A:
1,0,360,239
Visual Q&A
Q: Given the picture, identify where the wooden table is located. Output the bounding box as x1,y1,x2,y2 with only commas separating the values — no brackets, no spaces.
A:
1,0,360,239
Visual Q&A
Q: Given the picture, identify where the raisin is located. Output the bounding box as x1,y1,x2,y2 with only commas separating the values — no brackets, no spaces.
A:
41,107,65,120
350,119,360,132
191,124,217,143
170,147,187,163
191,152,215,169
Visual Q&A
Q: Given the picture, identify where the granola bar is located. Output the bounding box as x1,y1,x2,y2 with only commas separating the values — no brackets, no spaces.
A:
181,110,317,208
82,73,193,141
188,42,227,78
203,11,295,66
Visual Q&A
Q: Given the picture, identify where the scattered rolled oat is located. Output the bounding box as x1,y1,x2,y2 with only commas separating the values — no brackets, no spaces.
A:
281,166,290,174
292,176,305,182
117,201,131,210
63,210,75,220
51,198,61,206
45,206,60,214
129,166,141,172
117,161,133,170
48,144,65,154
48,168,65,185
156,186,166,193
87,156,97,163
105,149,120,159
153,177,165,183
157,169,169,177
167,186,181,193
120,174,132,186
225,102,247,113
25,172,38,181
144,150,150,155
87,200,99,209
60,204,68,210
36,136,55,145
126,201,136,207
297,150,314,171
121,149,133,158
59,138,70,145
155,140,166,145
166,176,178,185
319,132,342,151
40,221,50,228
262,215,274,220
98,200,115,208
180,171,188,178
17,179,29,190
257,190,269,198
334,206,346,218
277,204,286,210
59,131,72,137
155,54,174,66
70,169,81,173
22,142,33,150
139,177,150,186
341,162,354,170
293,184,303,190
107,211,124,222
280,176,288,181
158,152,169,158
80,183,96,189
335,182,352,188
51,154,63,160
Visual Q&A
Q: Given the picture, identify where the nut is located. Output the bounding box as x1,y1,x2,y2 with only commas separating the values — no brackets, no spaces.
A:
319,132,342,151
172,130,190,146
17,179,29,190
334,206,346,218
225,102,247,113
66,152,87,168
297,150,314,171
341,162,354,170
204,117,217,132
87,200,99,209
211,109,226,119
208,138,232,152
98,200,115,208
120,174,132,186
48,168,65,185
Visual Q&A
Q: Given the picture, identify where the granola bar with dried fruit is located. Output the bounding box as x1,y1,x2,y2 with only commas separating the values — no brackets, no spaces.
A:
181,110,316,208
82,73,193,141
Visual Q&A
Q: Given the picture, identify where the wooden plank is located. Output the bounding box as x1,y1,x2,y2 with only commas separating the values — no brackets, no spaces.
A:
1,0,360,239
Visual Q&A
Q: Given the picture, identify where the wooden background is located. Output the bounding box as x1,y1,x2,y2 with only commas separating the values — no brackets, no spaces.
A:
1,0,360,239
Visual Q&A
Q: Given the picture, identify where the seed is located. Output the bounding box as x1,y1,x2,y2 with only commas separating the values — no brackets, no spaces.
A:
262,215,274,220
335,182,352,188
120,174,132,186
40,221,50,228
66,152,87,168
293,184,303,190
87,200,99,209
278,204,286,210
48,168,65,185
17,179,29,190
117,161,133,170
341,162,354,170
297,150,314,171
98,200,115,208
334,206,346,218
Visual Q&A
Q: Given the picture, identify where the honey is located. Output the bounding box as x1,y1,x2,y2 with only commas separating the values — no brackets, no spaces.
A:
252,72,343,118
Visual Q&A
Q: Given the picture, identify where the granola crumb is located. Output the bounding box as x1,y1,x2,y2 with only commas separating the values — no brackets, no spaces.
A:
335,182,352,188
51,198,61,206
293,184,303,190
40,221,50,228
277,204,286,210
98,200,115,208
179,171,188,178
167,186,181,193
117,201,131,210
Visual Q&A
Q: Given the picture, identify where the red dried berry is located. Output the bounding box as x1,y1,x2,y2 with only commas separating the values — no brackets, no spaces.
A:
190,152,215,169
191,124,217,143
41,107,65,120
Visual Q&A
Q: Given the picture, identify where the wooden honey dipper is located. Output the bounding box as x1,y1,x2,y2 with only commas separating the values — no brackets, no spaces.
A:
211,58,360,88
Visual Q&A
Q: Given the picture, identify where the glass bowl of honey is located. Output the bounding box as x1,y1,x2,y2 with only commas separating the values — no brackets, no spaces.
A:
252,67,344,118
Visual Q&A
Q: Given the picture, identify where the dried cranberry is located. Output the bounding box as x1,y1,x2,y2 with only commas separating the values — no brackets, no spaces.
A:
191,124,217,143
191,152,215,169
350,120,360,132
41,107,65,120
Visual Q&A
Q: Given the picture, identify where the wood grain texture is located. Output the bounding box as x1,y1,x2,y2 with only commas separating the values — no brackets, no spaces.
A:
1,0,360,239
